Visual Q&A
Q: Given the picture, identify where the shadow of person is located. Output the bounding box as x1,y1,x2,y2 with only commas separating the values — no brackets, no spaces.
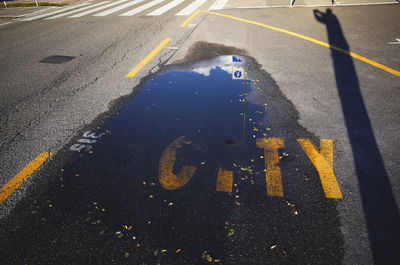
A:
314,8,400,264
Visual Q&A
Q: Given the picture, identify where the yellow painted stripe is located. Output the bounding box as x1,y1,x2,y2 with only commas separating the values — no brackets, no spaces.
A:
182,10,400,77
257,138,284,197
0,152,53,204
298,139,343,199
216,166,233,192
180,9,201,28
126,38,172,78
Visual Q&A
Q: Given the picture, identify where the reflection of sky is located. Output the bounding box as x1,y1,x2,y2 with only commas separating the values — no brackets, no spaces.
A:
189,55,247,77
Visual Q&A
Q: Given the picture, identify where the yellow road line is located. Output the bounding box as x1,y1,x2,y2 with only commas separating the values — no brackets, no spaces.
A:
298,139,343,199
181,10,400,77
180,9,201,28
257,138,284,197
126,38,172,78
216,166,233,192
0,152,53,204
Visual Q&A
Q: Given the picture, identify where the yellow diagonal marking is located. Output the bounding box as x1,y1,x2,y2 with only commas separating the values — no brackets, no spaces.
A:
126,38,172,78
180,9,201,28
181,10,400,77
0,152,53,204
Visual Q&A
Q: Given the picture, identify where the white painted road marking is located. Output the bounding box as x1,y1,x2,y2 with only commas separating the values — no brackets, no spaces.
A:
46,2,110,20
388,38,400,45
22,2,92,21
119,0,166,16
94,0,146,17
176,0,207,16
0,22,12,27
147,0,186,16
69,0,128,18
208,0,228,10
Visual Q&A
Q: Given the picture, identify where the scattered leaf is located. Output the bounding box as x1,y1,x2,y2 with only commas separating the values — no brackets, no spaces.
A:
227,228,235,237
124,252,130,258
150,182,156,186
176,249,182,253
271,245,277,249
168,202,173,206
116,231,123,239
161,249,167,253
149,195,154,199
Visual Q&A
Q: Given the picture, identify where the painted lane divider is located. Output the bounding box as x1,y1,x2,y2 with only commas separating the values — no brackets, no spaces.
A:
180,10,400,77
159,136,343,199
0,152,53,204
126,38,172,78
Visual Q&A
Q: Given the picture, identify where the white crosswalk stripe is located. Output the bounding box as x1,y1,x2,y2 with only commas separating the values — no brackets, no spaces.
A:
46,1,110,20
21,2,92,21
94,0,146,17
208,0,227,10
175,0,207,16
21,0,211,21
119,0,166,16
69,0,128,18
147,0,186,16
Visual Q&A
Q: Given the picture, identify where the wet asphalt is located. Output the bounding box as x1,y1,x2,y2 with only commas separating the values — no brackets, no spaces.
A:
0,55,343,264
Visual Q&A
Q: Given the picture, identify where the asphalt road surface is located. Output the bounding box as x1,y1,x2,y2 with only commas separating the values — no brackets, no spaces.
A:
0,1,399,264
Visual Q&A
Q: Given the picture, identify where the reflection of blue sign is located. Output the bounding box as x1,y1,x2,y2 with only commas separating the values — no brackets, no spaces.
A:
233,56,242,62
234,71,242,78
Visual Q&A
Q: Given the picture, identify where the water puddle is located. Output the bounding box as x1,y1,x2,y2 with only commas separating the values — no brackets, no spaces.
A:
0,53,344,264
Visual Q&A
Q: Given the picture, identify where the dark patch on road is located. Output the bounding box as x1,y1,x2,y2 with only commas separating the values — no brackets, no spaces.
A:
40,55,75,64
0,50,344,264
